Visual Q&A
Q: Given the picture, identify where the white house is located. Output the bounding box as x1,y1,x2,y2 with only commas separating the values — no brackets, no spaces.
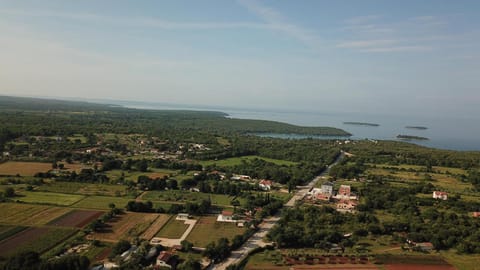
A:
217,210,235,222
433,191,448,200
320,182,334,195
259,179,273,191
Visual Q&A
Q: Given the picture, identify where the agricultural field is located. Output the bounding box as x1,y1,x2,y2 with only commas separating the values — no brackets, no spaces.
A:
198,155,298,167
106,168,178,182
0,227,77,258
140,214,171,240
0,226,27,242
185,216,246,247
365,166,475,195
90,212,160,242
0,203,72,226
71,195,134,210
142,190,245,206
48,210,104,228
37,181,131,197
15,191,85,206
0,162,53,176
441,250,480,270
155,217,189,239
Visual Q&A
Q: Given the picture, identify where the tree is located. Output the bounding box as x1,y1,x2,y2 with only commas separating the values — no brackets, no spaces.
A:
4,187,15,197
177,257,201,270
3,251,41,270
110,240,131,258
181,240,193,252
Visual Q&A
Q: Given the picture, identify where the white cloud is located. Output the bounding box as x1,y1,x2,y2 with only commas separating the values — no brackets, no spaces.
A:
0,8,272,31
336,39,397,48
237,0,321,49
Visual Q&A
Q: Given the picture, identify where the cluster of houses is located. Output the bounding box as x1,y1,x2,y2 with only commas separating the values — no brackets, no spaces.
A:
307,182,358,212
208,171,275,191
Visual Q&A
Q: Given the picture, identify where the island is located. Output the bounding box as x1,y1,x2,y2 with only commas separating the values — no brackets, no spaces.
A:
406,126,428,130
343,121,380,127
397,134,429,140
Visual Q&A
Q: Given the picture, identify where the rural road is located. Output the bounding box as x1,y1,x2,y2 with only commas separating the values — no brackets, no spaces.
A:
211,151,346,270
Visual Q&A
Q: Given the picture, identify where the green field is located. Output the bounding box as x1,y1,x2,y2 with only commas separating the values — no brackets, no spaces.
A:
0,227,77,257
37,181,131,197
0,225,27,241
441,250,480,270
15,191,85,206
155,217,189,239
142,190,244,206
185,216,246,247
71,195,133,210
198,155,298,167
106,169,178,182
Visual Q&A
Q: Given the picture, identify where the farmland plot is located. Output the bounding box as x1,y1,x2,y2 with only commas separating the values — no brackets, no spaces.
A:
0,227,76,257
0,162,52,176
0,203,71,226
48,210,104,228
90,212,159,242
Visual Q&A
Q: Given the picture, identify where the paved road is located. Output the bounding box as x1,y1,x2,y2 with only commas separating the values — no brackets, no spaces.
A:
211,151,345,269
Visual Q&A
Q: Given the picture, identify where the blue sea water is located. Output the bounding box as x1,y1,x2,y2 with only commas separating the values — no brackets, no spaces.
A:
108,100,480,151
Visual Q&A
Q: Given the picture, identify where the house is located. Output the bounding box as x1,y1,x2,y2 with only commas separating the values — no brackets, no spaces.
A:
177,213,191,220
316,193,331,201
433,191,448,200
337,185,351,198
217,210,235,222
321,182,334,195
336,200,357,212
156,251,177,268
259,179,273,191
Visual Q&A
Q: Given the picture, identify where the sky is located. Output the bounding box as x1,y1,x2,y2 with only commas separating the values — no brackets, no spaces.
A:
1,0,480,118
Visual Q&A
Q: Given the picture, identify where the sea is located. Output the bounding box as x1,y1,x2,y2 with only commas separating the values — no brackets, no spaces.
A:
104,100,480,152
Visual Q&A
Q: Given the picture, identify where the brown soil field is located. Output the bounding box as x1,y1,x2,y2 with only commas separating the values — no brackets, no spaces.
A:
0,203,70,226
386,265,456,270
90,212,159,242
140,214,171,240
61,163,91,173
48,210,104,228
0,162,52,176
0,227,49,256
147,172,169,179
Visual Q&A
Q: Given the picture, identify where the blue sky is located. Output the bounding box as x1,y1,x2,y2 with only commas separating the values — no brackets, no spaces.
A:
1,0,479,117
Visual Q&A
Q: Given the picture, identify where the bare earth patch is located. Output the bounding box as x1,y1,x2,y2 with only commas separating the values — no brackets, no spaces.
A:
89,212,159,242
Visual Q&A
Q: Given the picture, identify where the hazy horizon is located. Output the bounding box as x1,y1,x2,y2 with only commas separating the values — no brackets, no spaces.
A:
1,0,480,119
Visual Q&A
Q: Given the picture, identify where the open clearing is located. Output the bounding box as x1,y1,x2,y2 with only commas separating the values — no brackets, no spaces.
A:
385,265,455,270
106,169,177,182
186,216,246,247
72,195,134,210
0,203,72,226
198,155,298,167
142,190,244,206
16,191,85,206
48,210,104,228
0,227,76,258
90,212,159,242
140,214,171,240
0,162,53,176
37,181,130,196
155,217,189,239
